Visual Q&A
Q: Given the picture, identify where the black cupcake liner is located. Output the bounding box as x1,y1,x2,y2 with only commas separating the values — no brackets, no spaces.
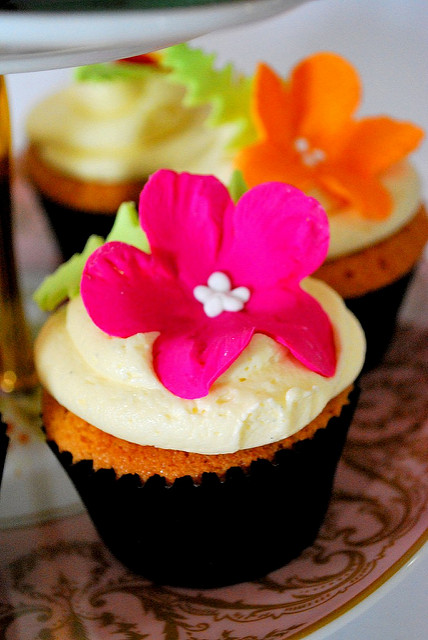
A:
345,271,413,371
46,386,359,588
0,414,9,487
40,195,116,260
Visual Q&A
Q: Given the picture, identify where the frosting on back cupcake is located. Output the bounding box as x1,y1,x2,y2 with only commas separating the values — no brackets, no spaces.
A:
26,58,236,184
34,170,365,455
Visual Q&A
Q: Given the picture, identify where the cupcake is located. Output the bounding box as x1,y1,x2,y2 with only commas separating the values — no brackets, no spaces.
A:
232,52,427,369
24,53,238,259
34,169,365,588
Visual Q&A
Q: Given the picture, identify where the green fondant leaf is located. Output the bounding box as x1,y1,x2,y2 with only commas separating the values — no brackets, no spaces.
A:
162,43,256,149
74,62,156,83
34,202,149,312
106,201,149,252
228,169,249,203
34,235,104,312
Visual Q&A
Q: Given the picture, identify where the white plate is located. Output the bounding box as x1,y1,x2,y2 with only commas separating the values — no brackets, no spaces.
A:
0,0,308,73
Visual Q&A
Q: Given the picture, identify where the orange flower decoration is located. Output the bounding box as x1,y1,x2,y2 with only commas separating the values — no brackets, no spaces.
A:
235,52,424,219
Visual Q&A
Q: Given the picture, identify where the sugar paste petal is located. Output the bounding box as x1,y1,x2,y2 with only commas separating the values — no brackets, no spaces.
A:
252,62,295,147
139,170,233,289
292,52,360,147
218,181,329,290
153,315,254,399
81,241,196,338
235,138,311,190
344,116,425,176
247,285,336,377
319,168,392,220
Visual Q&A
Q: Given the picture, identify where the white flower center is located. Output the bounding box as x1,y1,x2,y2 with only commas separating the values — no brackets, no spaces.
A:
193,272,251,318
294,137,326,167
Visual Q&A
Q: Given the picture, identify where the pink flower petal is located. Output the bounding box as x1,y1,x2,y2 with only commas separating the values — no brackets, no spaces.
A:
139,170,234,289
218,181,330,291
81,242,198,338
153,315,254,399
247,285,336,376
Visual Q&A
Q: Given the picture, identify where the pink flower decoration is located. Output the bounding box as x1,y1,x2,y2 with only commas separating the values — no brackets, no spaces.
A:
81,170,336,399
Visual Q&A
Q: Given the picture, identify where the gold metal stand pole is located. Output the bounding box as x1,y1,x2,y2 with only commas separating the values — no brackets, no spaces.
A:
0,75,36,393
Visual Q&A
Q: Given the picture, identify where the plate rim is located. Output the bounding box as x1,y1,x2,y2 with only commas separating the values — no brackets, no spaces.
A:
297,530,428,640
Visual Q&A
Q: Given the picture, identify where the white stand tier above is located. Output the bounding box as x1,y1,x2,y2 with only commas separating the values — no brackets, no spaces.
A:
0,0,308,73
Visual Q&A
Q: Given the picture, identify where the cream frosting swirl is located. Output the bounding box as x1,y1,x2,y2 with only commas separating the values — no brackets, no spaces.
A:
26,71,235,184
35,278,365,455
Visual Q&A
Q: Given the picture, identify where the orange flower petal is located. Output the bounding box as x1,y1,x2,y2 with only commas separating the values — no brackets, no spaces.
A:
252,63,295,146
290,52,361,149
235,140,311,190
343,116,424,175
320,168,392,219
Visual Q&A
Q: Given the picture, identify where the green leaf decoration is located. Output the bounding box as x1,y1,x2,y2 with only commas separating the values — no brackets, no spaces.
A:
162,43,257,149
33,235,103,312
34,202,149,312
228,169,249,203
106,200,149,252
74,62,157,83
